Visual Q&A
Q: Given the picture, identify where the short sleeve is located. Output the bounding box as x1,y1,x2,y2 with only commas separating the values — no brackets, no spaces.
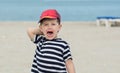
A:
63,45,72,62
33,34,43,44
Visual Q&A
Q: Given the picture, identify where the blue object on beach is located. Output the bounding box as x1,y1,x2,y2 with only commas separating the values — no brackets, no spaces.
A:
97,16,120,19
96,16,120,27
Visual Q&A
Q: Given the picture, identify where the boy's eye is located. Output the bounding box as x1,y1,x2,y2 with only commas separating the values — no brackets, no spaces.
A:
44,24,48,26
52,23,56,25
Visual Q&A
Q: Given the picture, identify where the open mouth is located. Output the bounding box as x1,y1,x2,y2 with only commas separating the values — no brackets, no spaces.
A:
47,31,54,35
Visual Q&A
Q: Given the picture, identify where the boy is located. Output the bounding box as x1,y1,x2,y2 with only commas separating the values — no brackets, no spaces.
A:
27,9,75,73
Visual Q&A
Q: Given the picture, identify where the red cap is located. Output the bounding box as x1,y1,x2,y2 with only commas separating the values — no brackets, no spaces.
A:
39,9,61,23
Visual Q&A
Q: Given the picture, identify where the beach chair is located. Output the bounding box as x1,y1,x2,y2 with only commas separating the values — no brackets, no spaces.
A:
96,16,120,27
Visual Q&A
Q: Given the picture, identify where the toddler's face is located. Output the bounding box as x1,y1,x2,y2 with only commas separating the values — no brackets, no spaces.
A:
40,19,61,40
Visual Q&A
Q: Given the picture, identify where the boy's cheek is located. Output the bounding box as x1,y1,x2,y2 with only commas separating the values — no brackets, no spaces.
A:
39,26,43,31
40,30,44,34
39,28,44,35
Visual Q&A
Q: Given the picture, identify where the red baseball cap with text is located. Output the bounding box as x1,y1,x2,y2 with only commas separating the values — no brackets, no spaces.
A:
39,9,61,23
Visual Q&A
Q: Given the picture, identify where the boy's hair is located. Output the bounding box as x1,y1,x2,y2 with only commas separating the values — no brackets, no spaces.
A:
38,9,61,24
40,18,60,25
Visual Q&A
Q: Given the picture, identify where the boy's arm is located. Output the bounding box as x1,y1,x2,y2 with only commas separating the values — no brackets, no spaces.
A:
65,59,76,73
27,26,43,41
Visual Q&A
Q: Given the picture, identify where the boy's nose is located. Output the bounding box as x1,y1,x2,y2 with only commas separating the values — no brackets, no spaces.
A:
48,24,52,27
47,24,52,28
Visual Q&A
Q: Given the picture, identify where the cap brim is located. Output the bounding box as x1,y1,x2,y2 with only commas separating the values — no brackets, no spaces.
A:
38,16,57,23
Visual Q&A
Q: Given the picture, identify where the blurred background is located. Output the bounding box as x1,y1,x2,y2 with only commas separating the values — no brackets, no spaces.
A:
0,0,120,21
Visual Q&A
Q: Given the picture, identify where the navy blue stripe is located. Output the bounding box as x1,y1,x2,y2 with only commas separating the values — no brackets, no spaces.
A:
42,50,62,57
31,69,39,73
33,59,37,63
37,62,66,71
44,42,66,50
32,64,37,69
37,67,65,73
63,49,70,55
64,54,72,61
34,35,40,43
63,48,72,60
36,46,40,52
42,46,63,53
34,35,45,44
55,40,68,44
41,47,63,57
36,50,63,62
36,57,65,67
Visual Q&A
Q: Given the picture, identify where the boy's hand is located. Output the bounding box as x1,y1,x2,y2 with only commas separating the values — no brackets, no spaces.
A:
27,27,43,41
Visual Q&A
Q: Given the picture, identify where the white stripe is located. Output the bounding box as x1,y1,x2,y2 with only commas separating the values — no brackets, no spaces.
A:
36,55,64,65
37,35,42,40
64,47,70,51
37,65,66,73
36,49,42,55
33,56,37,60
43,53,63,60
36,41,42,47
44,41,67,46
33,35,41,43
32,62,37,66
31,62,38,72
36,50,63,62
36,58,65,69
64,56,72,61
44,44,64,51
31,67,38,72
64,52,71,57
41,47,62,55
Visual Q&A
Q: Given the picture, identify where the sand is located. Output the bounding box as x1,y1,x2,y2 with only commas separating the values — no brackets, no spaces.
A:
0,21,120,73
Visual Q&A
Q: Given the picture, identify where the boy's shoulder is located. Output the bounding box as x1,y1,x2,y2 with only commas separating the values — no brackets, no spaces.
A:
36,35,69,46
55,38,69,46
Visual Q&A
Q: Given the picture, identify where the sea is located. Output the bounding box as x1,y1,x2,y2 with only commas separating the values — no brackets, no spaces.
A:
0,0,120,21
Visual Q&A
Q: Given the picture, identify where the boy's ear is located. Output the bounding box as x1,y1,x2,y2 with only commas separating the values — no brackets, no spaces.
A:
57,24,62,33
59,24,62,29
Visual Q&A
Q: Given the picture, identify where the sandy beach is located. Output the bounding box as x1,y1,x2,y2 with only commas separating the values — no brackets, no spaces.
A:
0,21,120,73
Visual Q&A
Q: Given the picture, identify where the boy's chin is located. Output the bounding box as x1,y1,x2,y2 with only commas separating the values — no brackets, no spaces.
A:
45,36,56,40
45,34,57,40
46,37,55,40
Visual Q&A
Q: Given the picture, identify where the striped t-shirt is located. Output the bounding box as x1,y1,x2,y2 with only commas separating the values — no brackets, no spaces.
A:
31,35,72,73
